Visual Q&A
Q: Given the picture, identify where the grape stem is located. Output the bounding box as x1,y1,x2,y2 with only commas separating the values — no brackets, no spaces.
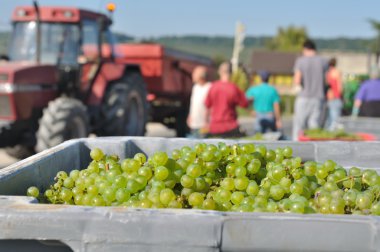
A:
336,175,361,184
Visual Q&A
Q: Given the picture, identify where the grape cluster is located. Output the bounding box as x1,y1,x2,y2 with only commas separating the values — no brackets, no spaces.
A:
27,143,380,215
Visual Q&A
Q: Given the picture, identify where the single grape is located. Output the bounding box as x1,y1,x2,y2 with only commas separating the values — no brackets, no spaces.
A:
27,186,39,198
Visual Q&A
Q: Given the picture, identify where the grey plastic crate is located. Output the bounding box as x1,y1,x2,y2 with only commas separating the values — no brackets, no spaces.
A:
1,137,380,252
340,117,380,139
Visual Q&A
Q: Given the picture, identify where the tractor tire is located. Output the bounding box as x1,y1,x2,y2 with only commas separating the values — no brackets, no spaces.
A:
35,97,89,153
5,145,35,160
100,72,148,136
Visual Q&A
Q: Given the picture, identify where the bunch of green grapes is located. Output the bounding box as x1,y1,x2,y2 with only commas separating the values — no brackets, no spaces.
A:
27,143,380,215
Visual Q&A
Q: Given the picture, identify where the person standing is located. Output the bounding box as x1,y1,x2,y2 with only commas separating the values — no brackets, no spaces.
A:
352,67,380,117
325,58,343,130
292,39,327,140
187,66,211,138
205,62,248,138
245,71,282,133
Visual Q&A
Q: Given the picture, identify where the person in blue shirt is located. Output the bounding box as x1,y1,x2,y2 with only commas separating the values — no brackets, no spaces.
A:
246,71,282,133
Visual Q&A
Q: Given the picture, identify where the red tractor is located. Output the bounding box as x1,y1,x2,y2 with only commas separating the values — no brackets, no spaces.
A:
0,3,215,159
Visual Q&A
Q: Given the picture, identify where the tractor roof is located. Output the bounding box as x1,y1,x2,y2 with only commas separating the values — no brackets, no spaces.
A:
12,6,111,23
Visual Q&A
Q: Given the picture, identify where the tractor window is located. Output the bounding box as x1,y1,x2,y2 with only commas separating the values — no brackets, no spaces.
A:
82,20,99,45
9,22,80,65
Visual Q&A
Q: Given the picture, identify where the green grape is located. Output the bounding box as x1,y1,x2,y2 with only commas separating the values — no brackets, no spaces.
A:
234,177,249,191
193,177,207,192
324,160,336,172
172,149,182,160
290,201,305,214
139,199,153,208
316,165,329,179
283,146,293,158
87,185,98,195
329,199,345,214
87,163,99,173
231,191,245,205
155,166,169,181
113,175,127,188
188,192,204,207
138,166,153,180
102,187,117,202
324,181,339,192
246,181,259,196
90,148,104,161
69,170,80,180
217,189,231,203
91,196,106,206
290,182,303,195
27,186,39,198
304,161,317,176
135,175,148,189
181,175,194,188
134,153,147,165
116,188,130,203
168,200,182,209
186,164,202,178
371,202,380,215
266,201,279,212
265,150,276,162
201,151,213,162
44,189,53,198
270,185,285,200
160,188,176,205
279,177,291,193
254,196,268,208
202,198,216,210
235,166,247,178
56,171,68,180
127,179,141,194
226,163,237,175
152,151,169,166
356,193,372,210
221,178,235,191
272,165,286,181
59,188,73,202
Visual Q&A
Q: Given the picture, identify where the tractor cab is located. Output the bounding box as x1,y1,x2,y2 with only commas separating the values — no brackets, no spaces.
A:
7,6,115,95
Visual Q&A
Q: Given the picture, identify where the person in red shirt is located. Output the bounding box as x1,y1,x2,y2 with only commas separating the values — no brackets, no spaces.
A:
205,62,248,137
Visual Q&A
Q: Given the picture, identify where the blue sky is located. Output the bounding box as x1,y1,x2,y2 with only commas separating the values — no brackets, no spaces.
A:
1,0,380,38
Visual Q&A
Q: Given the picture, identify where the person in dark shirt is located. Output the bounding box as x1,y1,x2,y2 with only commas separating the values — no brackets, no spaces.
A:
205,62,248,138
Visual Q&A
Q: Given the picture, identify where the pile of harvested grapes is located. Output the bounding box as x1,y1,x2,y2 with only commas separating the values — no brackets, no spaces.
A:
27,143,380,215
303,129,362,141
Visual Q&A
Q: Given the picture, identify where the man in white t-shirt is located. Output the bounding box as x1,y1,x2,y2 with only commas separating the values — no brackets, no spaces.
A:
187,66,211,138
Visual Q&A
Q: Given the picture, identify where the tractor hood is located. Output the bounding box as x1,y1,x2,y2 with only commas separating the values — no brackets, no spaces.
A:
0,62,58,87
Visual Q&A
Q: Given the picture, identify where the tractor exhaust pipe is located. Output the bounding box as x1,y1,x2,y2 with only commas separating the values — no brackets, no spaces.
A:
33,0,41,64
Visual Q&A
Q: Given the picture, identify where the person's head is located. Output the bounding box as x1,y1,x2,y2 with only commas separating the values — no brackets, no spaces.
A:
329,58,337,68
192,66,208,84
218,61,232,81
258,70,270,83
302,39,317,56
369,66,380,80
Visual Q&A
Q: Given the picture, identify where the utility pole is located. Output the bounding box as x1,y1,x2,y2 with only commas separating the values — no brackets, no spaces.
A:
231,21,245,73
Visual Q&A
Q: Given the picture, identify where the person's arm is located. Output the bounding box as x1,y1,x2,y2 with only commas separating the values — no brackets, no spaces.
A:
352,84,366,117
336,70,343,96
237,87,249,108
273,102,282,129
352,99,361,117
293,64,302,94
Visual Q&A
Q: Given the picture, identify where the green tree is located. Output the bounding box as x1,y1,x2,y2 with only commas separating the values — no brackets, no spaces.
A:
368,19,380,53
231,66,249,91
266,26,308,52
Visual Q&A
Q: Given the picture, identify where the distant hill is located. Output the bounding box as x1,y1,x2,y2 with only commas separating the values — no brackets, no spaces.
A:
0,31,373,65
